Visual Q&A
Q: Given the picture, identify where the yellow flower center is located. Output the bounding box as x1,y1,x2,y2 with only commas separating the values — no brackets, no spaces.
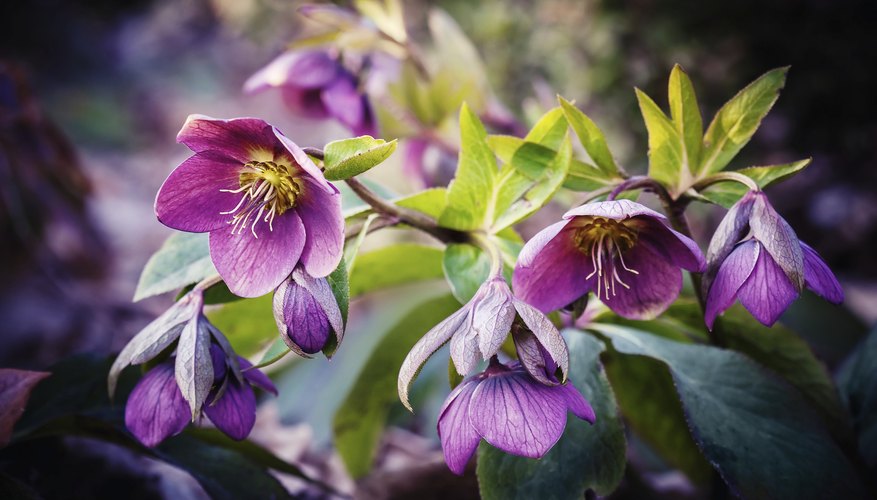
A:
220,160,302,237
572,217,640,301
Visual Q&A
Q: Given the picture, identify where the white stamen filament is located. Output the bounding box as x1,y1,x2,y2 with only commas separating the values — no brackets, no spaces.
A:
218,160,301,237
579,223,639,301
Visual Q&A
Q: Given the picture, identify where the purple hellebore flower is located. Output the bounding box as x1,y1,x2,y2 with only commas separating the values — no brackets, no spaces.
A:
438,359,595,475
402,138,459,189
125,344,276,447
513,200,706,319
397,275,570,410
273,266,344,357
155,115,344,298
244,50,376,137
704,190,843,329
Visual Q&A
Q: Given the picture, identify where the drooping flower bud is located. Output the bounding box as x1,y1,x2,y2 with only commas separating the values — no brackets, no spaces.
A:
273,266,344,357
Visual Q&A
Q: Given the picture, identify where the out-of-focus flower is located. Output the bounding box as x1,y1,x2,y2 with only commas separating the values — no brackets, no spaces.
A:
704,190,843,329
244,50,376,137
397,276,569,409
438,359,594,475
273,266,344,356
513,200,705,319
402,138,458,189
154,115,343,298
124,345,276,447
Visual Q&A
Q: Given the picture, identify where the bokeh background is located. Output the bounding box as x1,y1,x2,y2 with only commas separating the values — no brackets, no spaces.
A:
1,0,875,497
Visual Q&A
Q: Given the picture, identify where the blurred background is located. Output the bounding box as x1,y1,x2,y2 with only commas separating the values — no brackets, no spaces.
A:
1,0,875,497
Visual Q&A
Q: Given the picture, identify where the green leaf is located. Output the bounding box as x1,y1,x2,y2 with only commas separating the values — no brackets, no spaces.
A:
396,187,448,218
476,331,626,499
837,325,877,471
438,104,498,230
668,64,704,175
443,243,490,303
563,159,617,192
700,159,811,207
134,232,214,301
635,88,687,195
323,258,350,358
349,244,445,297
713,304,850,439
593,323,869,499
253,337,292,368
523,107,567,149
700,67,789,174
604,352,713,484
322,136,398,181
206,295,276,357
558,96,619,177
333,294,461,478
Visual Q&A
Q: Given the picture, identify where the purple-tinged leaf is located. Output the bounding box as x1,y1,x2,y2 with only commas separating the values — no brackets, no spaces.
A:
0,369,50,447
175,316,214,417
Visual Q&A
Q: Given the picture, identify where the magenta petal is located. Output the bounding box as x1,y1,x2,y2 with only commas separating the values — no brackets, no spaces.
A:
208,209,305,298
469,372,568,458
557,382,595,423
320,76,366,132
737,241,798,327
276,275,331,354
801,242,844,304
636,217,706,272
237,357,277,395
204,379,257,441
437,380,481,476
243,51,340,94
563,199,665,221
513,220,594,313
125,362,190,448
155,152,243,233
294,179,344,278
603,241,682,320
281,87,330,119
705,240,760,329
272,129,337,194
176,115,278,164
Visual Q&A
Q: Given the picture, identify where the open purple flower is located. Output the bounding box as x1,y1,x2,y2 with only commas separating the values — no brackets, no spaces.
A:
244,50,376,137
704,191,843,329
397,276,570,410
155,115,343,298
513,200,705,319
273,266,344,357
438,359,595,475
124,345,276,447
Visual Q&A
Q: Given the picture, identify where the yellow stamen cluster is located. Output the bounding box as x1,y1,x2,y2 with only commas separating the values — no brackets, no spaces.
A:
220,160,302,238
573,217,640,300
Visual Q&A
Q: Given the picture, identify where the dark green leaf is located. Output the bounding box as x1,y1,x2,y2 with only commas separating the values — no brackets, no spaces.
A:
134,232,214,302
593,323,869,499
837,325,877,471
443,243,490,303
349,244,445,297
477,331,626,499
322,136,398,181
333,294,461,478
700,67,788,174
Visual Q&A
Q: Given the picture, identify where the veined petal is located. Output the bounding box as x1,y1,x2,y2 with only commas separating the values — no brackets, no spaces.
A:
471,279,516,362
513,220,594,313
155,152,243,233
603,241,682,320
749,192,805,290
238,357,277,395
737,241,798,327
293,268,344,342
204,379,257,441
635,217,706,272
437,379,481,475
274,275,331,354
125,362,190,447
563,199,665,221
469,371,568,459
294,179,344,278
209,209,305,298
512,327,559,386
801,242,843,304
557,382,596,423
175,315,214,417
513,299,570,381
243,51,340,94
398,306,470,411
176,115,278,164
704,191,756,293
705,240,760,329
449,311,480,376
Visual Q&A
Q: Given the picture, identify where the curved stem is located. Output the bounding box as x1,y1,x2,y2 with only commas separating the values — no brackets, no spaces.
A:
470,232,504,277
193,274,223,292
606,175,674,207
691,171,760,193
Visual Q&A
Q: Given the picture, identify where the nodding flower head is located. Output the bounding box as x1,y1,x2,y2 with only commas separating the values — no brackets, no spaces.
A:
273,266,344,357
244,50,376,137
437,359,594,475
397,276,570,411
513,199,705,320
704,190,843,329
154,115,344,298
